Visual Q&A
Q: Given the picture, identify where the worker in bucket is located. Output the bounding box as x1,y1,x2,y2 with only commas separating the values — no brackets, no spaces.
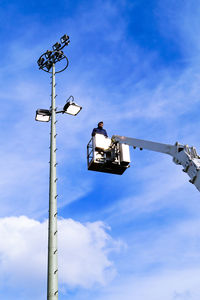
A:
92,121,108,137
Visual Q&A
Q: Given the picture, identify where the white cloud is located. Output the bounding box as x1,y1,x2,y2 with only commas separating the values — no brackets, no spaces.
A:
59,219,120,288
0,216,123,297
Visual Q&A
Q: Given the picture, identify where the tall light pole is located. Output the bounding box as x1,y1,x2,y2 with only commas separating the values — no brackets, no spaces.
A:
36,35,82,300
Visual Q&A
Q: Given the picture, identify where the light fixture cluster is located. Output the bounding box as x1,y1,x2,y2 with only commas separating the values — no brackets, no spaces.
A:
36,35,82,122
35,96,82,122
37,34,70,72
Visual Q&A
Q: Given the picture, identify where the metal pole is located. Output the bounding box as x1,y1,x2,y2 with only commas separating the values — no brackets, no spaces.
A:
47,63,58,300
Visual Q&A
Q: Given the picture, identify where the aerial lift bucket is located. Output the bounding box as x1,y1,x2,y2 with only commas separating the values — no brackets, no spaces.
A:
87,134,130,175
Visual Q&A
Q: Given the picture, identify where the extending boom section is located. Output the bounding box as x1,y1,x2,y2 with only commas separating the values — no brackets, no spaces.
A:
112,135,200,192
112,135,176,156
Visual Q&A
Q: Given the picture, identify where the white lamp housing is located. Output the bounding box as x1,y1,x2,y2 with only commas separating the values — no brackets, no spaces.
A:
63,101,82,116
35,109,51,122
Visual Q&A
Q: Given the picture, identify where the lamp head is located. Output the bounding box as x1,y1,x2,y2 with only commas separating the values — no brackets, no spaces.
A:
52,42,61,51
63,99,82,116
44,60,53,71
37,57,45,67
45,50,53,59
35,109,51,122
54,50,64,61
60,34,70,45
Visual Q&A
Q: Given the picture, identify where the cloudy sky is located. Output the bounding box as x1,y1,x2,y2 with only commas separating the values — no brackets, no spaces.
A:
1,0,200,299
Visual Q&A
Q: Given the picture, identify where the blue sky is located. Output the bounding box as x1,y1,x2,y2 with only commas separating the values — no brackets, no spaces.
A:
1,0,200,299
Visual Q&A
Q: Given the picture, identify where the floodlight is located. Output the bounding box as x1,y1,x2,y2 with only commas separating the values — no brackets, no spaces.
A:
45,50,53,59
37,57,45,67
63,101,82,116
54,50,63,61
44,60,53,71
35,109,51,122
52,42,61,51
60,34,70,44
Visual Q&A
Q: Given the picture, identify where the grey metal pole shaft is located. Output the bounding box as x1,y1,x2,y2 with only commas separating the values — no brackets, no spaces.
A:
47,63,58,300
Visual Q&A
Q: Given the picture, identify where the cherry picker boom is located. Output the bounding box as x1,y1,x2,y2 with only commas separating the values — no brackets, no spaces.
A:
87,133,200,192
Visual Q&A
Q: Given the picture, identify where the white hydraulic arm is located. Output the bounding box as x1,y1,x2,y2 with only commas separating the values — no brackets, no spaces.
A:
112,135,200,192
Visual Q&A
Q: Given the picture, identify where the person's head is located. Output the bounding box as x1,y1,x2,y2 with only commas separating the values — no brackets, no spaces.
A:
98,121,104,129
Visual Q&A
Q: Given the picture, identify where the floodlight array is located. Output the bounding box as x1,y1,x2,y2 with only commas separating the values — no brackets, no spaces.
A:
37,34,70,72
